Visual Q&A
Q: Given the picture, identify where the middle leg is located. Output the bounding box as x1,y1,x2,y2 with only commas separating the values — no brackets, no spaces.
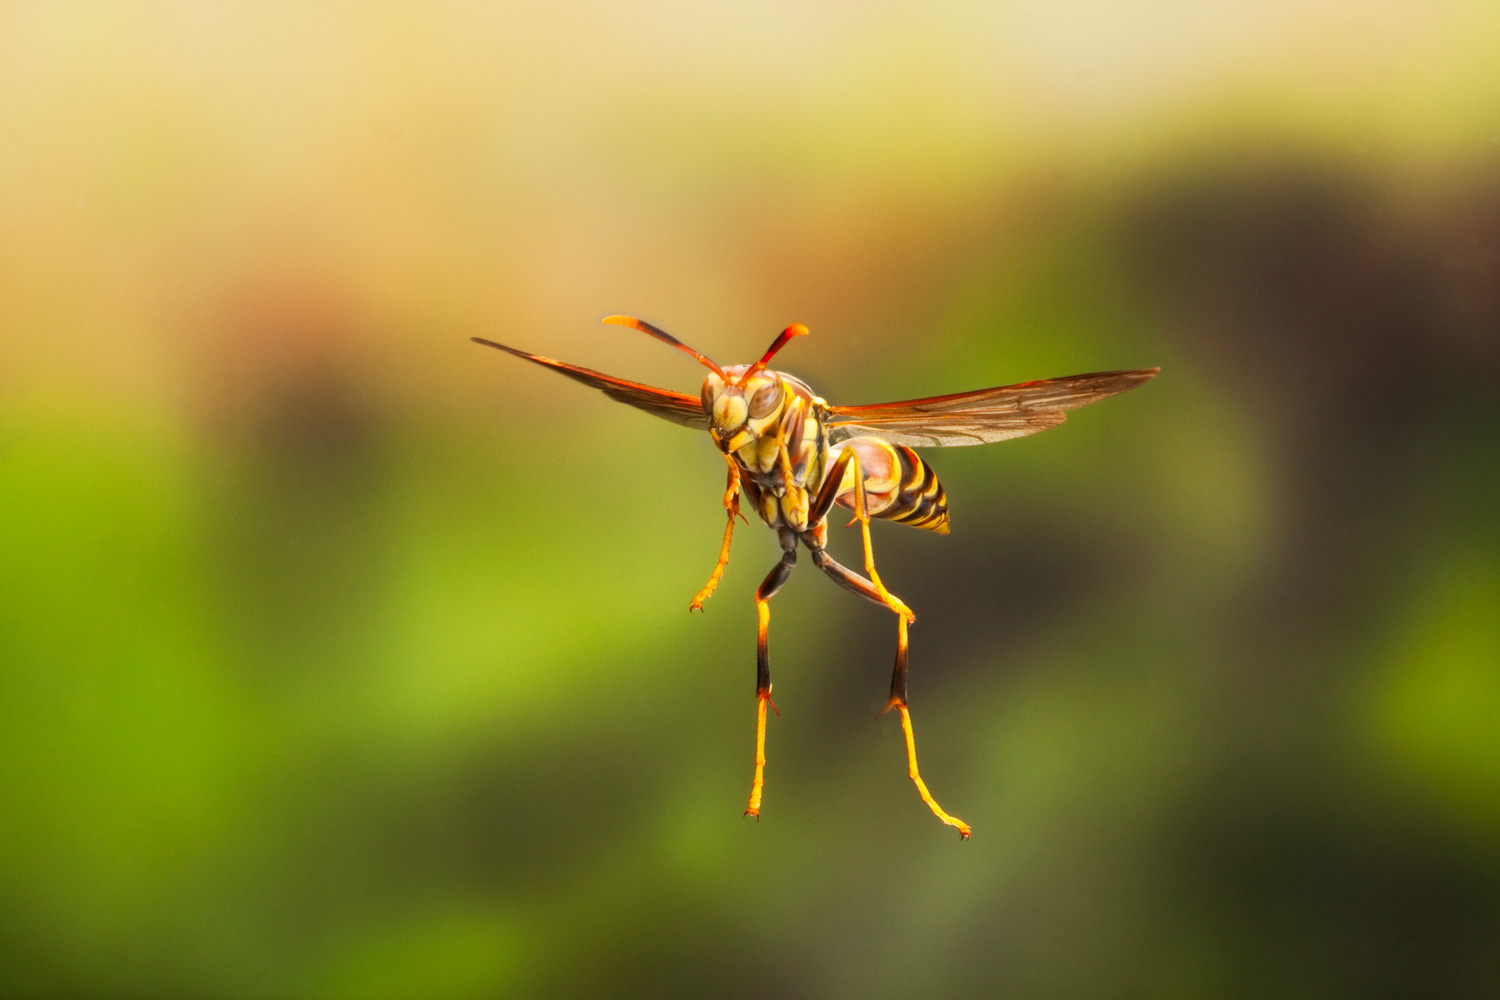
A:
745,527,798,819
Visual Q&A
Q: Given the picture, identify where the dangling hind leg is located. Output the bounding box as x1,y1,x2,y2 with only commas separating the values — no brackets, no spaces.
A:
808,548,971,838
807,447,968,837
883,616,971,838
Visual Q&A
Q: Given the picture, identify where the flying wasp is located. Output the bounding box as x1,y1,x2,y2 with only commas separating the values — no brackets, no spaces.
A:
474,317,1156,838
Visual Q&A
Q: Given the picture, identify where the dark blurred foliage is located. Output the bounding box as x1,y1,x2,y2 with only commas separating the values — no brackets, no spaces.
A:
1121,163,1500,998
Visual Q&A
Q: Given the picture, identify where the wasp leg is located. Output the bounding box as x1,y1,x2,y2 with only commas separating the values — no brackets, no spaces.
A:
884,616,971,838
806,546,890,607
746,529,797,819
806,547,970,836
806,456,969,838
691,457,743,611
808,446,912,622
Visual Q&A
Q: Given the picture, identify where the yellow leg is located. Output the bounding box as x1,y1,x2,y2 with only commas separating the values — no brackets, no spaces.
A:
744,536,794,820
745,687,770,818
690,459,741,610
841,450,914,623
888,616,970,838
856,514,913,622
813,447,963,833
745,597,777,818
690,512,736,610
898,705,971,838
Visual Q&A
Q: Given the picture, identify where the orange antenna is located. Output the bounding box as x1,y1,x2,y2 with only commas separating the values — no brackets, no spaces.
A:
603,315,727,380
739,323,809,384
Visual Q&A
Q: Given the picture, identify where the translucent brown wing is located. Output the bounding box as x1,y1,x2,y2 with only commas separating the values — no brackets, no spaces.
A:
828,368,1159,447
472,337,708,429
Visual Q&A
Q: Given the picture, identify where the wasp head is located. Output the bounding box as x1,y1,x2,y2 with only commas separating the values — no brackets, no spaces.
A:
600,316,807,453
702,367,787,453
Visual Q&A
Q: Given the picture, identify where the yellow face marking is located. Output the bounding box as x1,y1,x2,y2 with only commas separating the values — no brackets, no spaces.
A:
713,392,746,427
703,369,788,454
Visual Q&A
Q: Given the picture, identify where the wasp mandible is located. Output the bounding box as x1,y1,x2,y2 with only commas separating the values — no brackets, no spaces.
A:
474,317,1157,838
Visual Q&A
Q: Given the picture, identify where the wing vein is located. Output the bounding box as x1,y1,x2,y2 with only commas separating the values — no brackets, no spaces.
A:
472,337,707,429
828,368,1157,447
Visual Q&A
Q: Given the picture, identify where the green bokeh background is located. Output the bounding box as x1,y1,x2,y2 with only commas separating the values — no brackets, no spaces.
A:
3,3,1499,996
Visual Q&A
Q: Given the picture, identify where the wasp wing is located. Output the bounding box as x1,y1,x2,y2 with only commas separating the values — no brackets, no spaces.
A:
472,338,708,429
828,368,1158,447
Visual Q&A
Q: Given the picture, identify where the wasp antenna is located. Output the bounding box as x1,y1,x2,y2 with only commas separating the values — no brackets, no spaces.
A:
739,323,809,384
603,315,727,380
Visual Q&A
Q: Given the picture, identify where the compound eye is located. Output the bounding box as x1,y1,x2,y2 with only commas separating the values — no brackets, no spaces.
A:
748,379,781,419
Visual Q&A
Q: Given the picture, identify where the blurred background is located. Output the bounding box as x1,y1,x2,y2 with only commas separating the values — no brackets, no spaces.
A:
2,1,1498,996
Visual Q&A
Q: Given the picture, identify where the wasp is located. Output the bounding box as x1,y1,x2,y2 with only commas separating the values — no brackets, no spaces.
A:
474,317,1156,837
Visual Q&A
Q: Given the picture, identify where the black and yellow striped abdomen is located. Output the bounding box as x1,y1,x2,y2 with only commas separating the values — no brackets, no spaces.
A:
827,436,950,535
882,445,949,534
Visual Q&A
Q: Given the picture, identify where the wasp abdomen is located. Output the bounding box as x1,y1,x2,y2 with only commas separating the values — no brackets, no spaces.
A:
885,445,950,534
829,437,950,535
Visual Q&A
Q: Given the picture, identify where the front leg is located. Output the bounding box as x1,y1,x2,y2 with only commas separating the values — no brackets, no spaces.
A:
690,455,744,610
